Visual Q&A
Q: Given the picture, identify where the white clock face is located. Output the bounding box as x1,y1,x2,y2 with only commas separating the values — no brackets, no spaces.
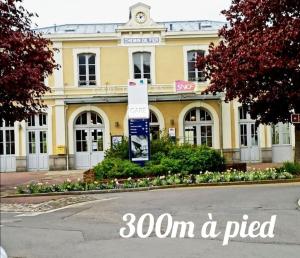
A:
135,12,146,24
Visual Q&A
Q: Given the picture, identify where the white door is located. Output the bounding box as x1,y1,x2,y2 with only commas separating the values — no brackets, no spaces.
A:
74,112,105,169
90,128,104,167
27,130,49,171
240,123,260,162
0,124,16,172
75,128,104,169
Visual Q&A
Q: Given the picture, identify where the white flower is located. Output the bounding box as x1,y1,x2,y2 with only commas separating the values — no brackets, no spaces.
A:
66,178,71,183
127,177,132,180
160,176,165,179
77,178,81,182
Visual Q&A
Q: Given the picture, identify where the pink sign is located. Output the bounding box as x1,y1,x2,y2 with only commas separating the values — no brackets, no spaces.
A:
175,80,196,92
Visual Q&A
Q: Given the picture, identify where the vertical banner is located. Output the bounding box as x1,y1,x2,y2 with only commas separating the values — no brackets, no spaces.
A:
128,119,150,163
128,79,150,164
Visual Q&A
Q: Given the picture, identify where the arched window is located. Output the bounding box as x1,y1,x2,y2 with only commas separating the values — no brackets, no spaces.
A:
149,110,159,140
78,53,96,86
133,52,151,83
187,50,205,82
184,108,213,146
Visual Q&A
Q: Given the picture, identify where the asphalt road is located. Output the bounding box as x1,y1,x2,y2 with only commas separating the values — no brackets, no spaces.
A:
1,183,300,258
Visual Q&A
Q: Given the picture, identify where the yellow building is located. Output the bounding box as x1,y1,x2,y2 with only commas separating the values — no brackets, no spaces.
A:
0,3,295,172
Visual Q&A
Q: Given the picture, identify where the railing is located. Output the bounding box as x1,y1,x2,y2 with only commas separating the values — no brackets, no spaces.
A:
48,83,208,96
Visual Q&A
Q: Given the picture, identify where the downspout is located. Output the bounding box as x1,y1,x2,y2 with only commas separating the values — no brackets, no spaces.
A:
65,104,69,171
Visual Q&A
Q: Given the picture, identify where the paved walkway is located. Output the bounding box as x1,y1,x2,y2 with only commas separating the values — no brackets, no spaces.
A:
0,170,84,196
246,162,282,170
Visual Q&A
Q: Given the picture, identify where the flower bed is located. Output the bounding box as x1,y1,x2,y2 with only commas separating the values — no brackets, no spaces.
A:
16,169,294,194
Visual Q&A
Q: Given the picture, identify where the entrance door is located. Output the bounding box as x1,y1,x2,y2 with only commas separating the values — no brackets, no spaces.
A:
240,123,260,162
0,120,16,172
239,107,260,163
26,114,49,171
74,112,104,169
27,130,49,171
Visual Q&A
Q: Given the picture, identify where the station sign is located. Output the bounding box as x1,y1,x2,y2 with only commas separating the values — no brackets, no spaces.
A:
175,80,196,92
122,37,160,46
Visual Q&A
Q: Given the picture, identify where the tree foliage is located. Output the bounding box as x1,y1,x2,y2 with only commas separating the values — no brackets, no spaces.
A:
197,0,300,124
0,0,57,122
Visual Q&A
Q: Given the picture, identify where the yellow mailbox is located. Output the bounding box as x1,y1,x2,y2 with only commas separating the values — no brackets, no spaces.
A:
56,145,66,155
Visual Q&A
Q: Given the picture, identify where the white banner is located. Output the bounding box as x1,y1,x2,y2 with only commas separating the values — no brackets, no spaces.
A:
128,79,149,119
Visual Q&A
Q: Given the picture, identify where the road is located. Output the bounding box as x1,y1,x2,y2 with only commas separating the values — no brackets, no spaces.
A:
1,183,300,258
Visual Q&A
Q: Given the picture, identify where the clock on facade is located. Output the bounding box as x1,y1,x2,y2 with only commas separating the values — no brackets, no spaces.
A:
135,11,147,24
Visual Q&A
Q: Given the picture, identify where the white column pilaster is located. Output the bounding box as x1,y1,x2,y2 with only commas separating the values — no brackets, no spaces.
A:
53,42,64,95
55,100,66,148
222,101,232,149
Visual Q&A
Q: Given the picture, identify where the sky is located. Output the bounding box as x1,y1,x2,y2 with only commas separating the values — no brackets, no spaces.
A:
22,0,232,28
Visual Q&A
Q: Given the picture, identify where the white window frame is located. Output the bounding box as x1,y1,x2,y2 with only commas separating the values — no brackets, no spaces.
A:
183,108,214,147
128,47,156,85
183,45,208,83
272,123,291,145
73,48,100,87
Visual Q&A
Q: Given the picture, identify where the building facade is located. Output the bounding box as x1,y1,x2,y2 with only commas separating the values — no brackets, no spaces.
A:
0,3,295,172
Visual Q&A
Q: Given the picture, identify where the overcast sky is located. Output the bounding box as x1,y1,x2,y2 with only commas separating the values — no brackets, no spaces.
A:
22,0,232,28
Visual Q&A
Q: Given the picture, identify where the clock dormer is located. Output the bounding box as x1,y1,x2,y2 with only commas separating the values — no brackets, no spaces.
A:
130,2,151,25
117,2,166,32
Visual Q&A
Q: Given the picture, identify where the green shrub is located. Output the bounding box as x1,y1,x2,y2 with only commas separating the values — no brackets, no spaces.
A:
150,135,175,156
150,151,166,164
104,138,129,159
160,157,182,173
282,161,300,175
169,145,225,173
94,158,144,179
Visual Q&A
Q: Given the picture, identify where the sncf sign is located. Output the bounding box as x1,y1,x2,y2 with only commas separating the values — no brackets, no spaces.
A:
291,114,300,123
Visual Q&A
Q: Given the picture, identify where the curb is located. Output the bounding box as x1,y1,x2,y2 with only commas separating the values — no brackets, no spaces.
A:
1,177,300,199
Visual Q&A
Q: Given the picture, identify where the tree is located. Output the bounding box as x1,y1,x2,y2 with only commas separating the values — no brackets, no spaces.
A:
197,0,300,162
0,0,57,123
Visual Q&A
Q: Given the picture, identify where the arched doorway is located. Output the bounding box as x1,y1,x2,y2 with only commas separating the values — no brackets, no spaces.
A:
26,114,49,171
184,108,213,147
0,120,16,172
149,110,160,140
74,111,105,169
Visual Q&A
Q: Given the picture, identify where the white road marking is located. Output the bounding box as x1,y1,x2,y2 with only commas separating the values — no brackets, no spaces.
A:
298,199,300,207
15,197,120,217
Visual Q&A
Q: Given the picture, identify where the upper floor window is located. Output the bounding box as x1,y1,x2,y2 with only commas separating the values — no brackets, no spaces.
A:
133,52,151,84
78,53,96,86
187,50,205,82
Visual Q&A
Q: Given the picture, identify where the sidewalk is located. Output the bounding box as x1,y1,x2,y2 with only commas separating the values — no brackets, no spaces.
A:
246,162,282,170
0,170,84,196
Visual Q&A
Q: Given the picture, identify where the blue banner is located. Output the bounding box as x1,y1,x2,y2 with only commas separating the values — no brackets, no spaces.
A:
128,119,150,165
